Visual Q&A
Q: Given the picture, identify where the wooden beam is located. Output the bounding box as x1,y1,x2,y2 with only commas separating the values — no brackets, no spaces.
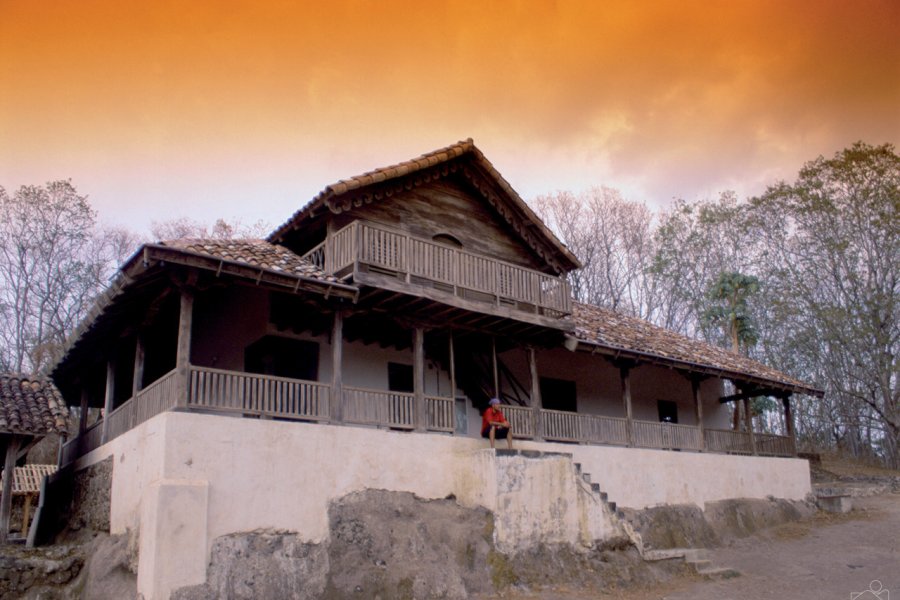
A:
0,435,21,543
491,336,500,400
414,327,426,431
529,346,543,441
101,359,115,444
78,388,89,434
718,388,766,404
782,395,796,454
744,398,757,455
175,289,194,407
692,377,706,451
449,331,457,413
620,366,633,446
132,334,145,397
331,311,344,423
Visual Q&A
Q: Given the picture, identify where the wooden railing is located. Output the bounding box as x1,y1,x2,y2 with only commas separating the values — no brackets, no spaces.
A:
704,428,753,455
426,396,455,432
755,432,795,457
59,366,797,465
189,366,330,421
632,420,704,451
344,387,415,429
504,405,536,438
315,221,572,315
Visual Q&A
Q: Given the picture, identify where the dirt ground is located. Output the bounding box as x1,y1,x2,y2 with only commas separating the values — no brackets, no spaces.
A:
484,492,900,600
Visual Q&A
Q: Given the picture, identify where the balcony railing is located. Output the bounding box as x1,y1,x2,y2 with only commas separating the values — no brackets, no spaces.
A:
60,368,795,464
302,221,572,316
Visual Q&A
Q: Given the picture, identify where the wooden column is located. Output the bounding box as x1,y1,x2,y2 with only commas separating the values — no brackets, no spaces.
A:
528,347,543,441
491,337,500,400
78,388,89,434
101,359,115,444
414,327,426,431
744,398,757,455
331,311,344,423
782,395,795,454
620,366,633,446
448,331,457,408
175,289,194,407
0,435,22,543
691,377,706,451
132,335,145,398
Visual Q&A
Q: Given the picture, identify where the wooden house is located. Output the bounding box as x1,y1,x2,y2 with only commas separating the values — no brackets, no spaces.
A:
48,140,822,598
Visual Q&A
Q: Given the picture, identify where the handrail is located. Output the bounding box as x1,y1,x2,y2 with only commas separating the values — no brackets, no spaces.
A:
322,220,572,315
189,366,330,421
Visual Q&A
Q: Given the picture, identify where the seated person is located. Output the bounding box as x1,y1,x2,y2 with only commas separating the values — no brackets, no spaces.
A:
481,398,513,450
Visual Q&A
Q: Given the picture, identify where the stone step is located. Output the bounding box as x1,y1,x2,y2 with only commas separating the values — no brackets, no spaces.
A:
696,566,741,580
599,491,608,501
590,482,600,493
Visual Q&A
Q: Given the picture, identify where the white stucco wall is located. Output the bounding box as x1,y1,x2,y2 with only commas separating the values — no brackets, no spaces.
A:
75,411,810,598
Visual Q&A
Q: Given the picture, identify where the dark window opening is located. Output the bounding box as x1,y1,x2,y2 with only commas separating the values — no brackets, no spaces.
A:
244,336,319,381
658,400,678,423
388,362,414,393
432,233,463,249
540,377,577,412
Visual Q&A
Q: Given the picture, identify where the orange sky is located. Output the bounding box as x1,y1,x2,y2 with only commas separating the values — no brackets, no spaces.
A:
1,0,898,232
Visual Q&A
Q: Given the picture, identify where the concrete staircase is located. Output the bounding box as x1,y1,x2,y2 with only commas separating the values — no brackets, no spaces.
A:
573,462,740,580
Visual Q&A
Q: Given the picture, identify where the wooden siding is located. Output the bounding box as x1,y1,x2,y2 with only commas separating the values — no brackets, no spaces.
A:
332,180,552,273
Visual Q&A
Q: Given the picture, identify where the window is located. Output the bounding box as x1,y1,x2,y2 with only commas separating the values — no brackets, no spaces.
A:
388,362,414,393
539,377,577,412
244,336,319,381
658,400,678,423
432,233,463,248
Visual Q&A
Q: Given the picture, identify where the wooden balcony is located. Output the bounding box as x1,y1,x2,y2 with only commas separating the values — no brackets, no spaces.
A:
60,368,795,465
303,221,572,319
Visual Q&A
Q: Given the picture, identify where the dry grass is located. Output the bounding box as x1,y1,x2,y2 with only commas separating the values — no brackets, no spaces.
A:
816,452,900,478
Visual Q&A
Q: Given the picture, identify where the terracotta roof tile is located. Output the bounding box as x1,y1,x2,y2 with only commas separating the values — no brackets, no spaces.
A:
572,302,818,394
0,374,68,435
161,239,339,282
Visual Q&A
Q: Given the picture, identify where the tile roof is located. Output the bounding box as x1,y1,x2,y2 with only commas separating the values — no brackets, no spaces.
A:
0,375,68,435
572,302,820,395
161,239,339,282
266,139,582,271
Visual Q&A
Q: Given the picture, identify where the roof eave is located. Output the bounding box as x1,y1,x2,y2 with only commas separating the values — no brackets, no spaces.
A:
571,338,825,398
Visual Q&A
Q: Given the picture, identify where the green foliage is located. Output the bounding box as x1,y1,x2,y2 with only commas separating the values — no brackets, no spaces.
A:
701,271,760,353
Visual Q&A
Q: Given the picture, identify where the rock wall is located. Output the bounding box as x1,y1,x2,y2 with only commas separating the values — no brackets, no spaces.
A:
172,490,687,600
68,456,112,533
622,497,817,550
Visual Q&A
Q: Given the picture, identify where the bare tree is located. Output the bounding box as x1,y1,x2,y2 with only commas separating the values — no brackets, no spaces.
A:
0,181,109,373
752,142,900,466
150,216,270,241
534,187,655,317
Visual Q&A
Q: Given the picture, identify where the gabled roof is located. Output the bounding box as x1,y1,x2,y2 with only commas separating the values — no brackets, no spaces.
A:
0,374,68,435
573,303,823,397
267,139,582,273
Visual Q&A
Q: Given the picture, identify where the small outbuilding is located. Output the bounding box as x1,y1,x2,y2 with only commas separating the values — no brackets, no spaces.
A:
0,374,68,542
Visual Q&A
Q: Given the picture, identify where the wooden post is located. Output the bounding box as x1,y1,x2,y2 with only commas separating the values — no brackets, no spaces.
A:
414,327,426,431
331,311,344,423
529,347,543,441
1,435,21,543
176,289,194,407
448,331,457,408
491,337,500,400
78,388,89,434
620,366,633,446
782,395,795,454
692,377,706,451
745,398,757,455
101,359,115,444
132,334,145,398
